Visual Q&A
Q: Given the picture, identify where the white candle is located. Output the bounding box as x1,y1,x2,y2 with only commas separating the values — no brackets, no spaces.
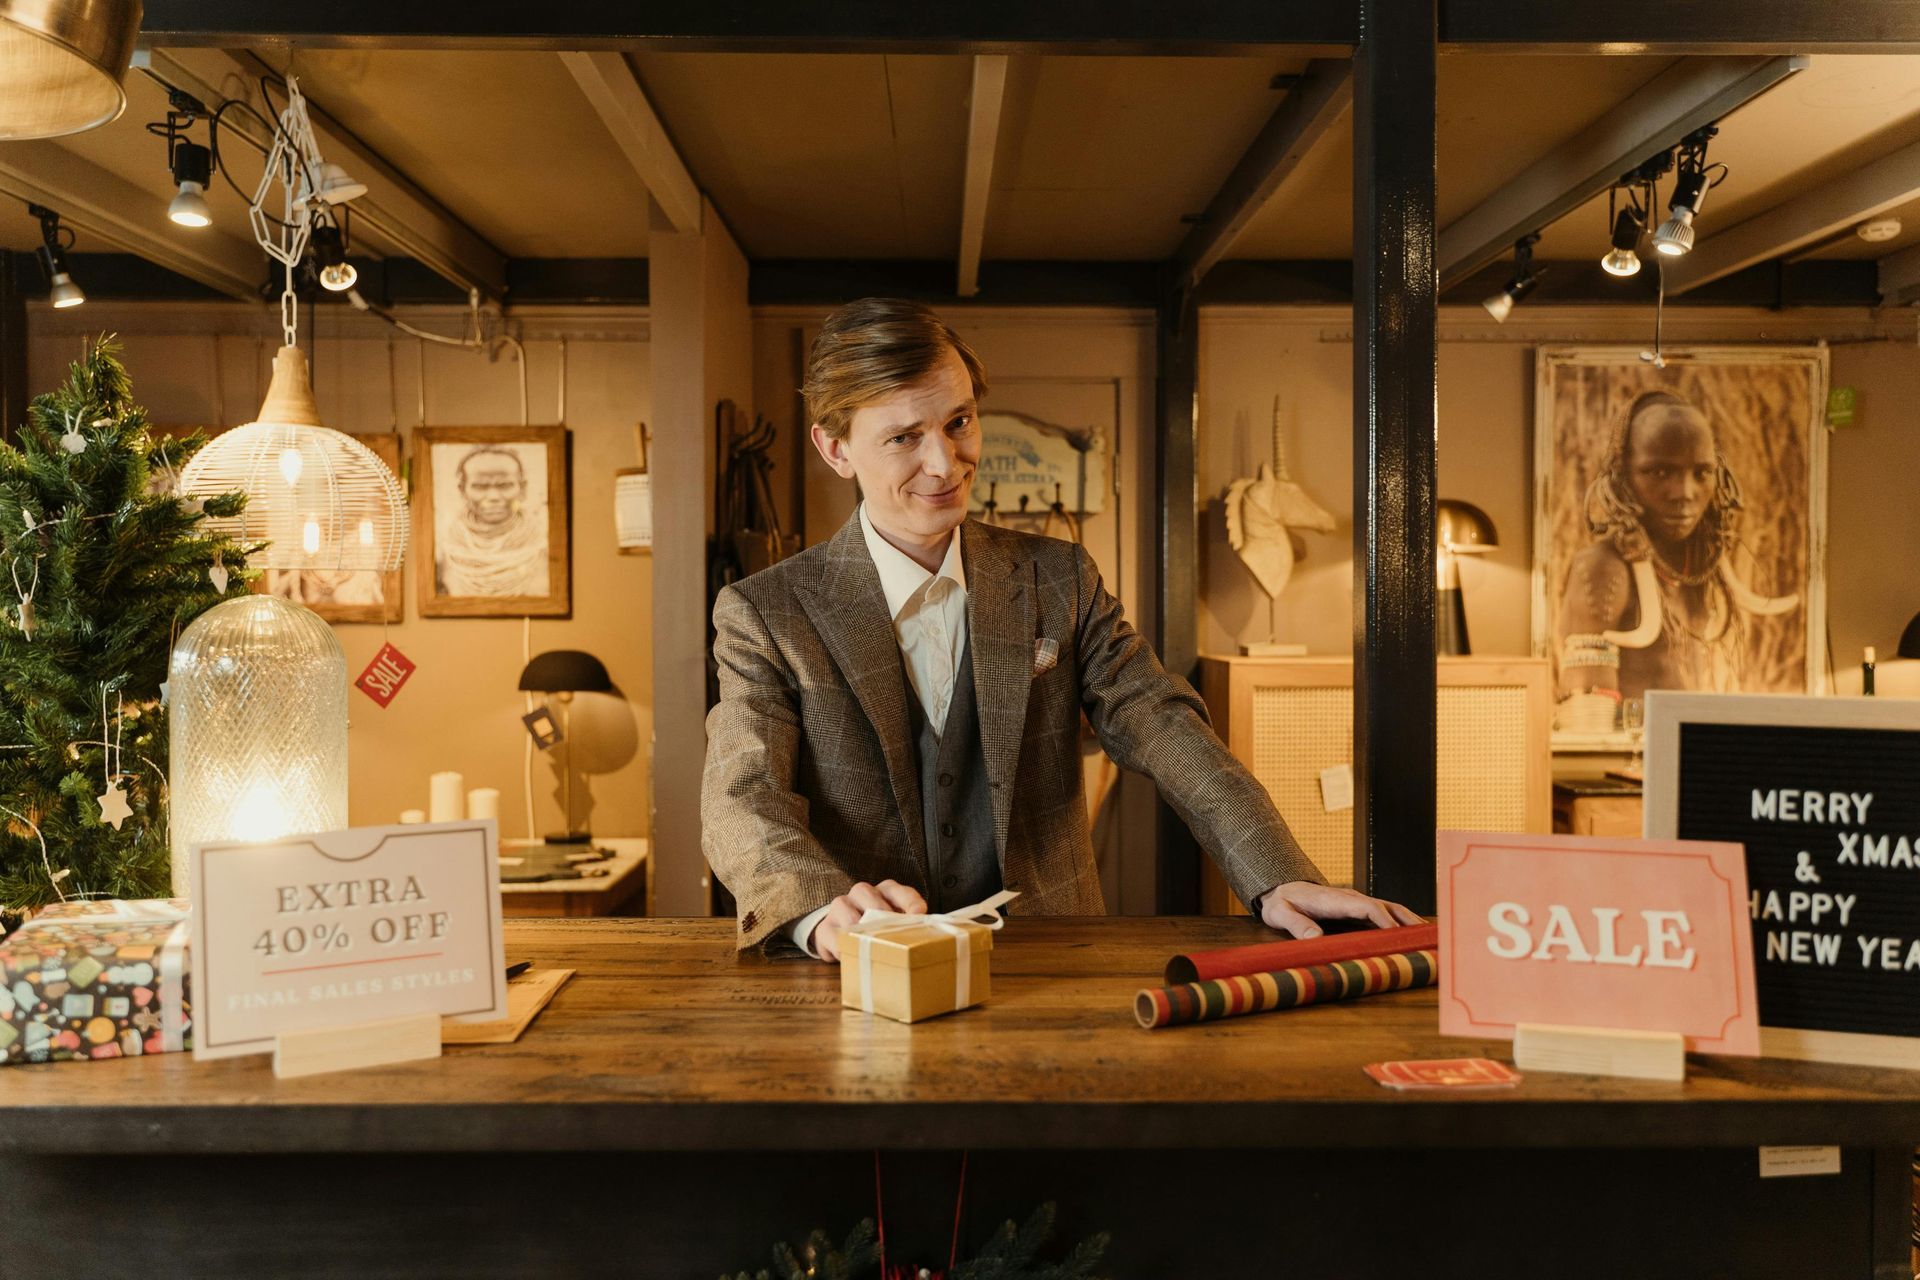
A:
429,771,464,823
399,809,426,825
466,787,500,822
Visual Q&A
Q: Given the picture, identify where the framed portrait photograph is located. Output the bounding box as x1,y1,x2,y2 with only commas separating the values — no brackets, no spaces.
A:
414,425,571,618
1531,346,1829,750
260,432,406,624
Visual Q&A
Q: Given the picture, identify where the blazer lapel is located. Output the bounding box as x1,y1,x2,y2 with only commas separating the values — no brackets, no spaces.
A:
796,512,929,879
962,521,1035,860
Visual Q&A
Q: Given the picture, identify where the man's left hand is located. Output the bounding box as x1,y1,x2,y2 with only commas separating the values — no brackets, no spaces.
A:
1256,881,1424,938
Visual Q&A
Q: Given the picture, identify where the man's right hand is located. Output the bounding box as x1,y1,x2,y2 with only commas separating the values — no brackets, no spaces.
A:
811,880,928,962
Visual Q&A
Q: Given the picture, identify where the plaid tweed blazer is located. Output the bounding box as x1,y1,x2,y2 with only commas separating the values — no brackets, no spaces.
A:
702,512,1321,951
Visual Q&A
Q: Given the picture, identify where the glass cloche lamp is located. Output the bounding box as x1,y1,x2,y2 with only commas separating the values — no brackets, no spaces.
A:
167,345,407,895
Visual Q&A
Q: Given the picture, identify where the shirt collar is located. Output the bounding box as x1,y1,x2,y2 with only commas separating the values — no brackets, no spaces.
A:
859,503,967,621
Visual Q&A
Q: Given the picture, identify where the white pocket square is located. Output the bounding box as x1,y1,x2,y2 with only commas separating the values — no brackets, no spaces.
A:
1031,637,1059,676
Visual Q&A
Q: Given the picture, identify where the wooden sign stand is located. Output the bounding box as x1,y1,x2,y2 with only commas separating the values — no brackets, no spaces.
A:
1514,1022,1686,1082
273,1013,443,1080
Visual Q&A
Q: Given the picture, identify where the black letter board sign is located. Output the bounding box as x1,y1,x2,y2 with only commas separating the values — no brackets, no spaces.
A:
1645,692,1920,1068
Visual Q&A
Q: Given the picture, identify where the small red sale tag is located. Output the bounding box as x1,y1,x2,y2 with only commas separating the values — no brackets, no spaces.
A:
354,642,416,708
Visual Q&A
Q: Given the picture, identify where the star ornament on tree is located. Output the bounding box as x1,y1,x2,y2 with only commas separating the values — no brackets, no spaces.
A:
97,780,133,830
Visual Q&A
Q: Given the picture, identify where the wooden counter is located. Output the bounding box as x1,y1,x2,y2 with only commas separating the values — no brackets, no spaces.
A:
4,917,1916,1277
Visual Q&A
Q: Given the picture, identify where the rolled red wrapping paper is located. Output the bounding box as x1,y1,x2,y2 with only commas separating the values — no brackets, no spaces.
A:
1164,921,1438,986
1136,949,1438,1029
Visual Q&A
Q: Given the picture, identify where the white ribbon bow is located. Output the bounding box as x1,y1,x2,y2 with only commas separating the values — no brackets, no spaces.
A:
847,889,1019,1014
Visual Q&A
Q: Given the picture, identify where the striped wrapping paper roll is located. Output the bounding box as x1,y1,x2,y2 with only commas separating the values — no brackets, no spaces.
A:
1165,922,1438,985
1135,949,1437,1029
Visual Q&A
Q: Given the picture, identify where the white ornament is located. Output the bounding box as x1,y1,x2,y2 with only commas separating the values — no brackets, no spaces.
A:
20,507,35,533
96,780,132,830
210,560,229,593
159,679,170,707
59,429,86,455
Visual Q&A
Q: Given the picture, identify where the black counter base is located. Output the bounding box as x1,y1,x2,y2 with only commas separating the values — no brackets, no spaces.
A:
2,1145,1906,1278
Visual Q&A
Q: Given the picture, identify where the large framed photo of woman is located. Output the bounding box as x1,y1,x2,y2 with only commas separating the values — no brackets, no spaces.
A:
415,425,571,618
261,432,406,624
1531,346,1828,749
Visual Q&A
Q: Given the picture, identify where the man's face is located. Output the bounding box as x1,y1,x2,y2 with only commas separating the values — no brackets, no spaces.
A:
813,346,980,551
1625,405,1717,545
460,453,525,527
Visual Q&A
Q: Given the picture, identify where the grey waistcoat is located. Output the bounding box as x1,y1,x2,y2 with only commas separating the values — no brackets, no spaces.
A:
902,637,1002,914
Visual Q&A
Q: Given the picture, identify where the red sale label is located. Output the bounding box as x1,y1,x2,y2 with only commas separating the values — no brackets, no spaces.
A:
354,642,416,708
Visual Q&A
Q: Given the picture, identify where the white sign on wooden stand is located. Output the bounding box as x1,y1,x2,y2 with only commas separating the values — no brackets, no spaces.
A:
189,820,508,1075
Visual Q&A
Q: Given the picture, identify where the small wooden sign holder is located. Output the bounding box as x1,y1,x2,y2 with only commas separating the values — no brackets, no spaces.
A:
1513,1021,1686,1082
272,1013,443,1080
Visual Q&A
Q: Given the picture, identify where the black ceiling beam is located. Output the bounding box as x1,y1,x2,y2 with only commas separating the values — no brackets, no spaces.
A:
1438,0,1920,53
1168,59,1353,298
36,254,1879,310
138,0,1357,52
142,0,1920,53
1195,258,1881,307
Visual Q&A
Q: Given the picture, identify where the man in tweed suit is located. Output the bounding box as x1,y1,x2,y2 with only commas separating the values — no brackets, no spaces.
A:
704,299,1419,959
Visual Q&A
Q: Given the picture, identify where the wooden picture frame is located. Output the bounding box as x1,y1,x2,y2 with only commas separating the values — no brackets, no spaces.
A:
259,432,405,624
1644,690,1920,1069
415,425,571,618
1531,346,1829,752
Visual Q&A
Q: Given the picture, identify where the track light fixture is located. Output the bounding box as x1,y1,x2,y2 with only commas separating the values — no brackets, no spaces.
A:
148,91,215,229
27,203,84,309
309,217,357,292
1652,125,1725,258
1600,180,1648,278
1482,232,1540,323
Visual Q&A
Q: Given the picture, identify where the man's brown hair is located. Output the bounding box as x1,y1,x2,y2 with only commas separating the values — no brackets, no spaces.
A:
803,298,987,441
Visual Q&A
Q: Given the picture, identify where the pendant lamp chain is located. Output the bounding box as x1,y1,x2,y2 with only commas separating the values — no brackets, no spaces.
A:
248,77,326,348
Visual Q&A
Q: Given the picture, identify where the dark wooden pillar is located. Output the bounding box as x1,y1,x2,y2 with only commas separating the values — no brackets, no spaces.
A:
0,252,28,444
1351,0,1438,911
1153,286,1201,914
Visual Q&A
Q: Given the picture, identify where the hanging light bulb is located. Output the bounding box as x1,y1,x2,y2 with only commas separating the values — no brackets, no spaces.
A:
278,447,304,486
358,517,375,546
1482,232,1541,324
1651,126,1721,258
167,141,213,228
28,203,84,308
302,517,322,556
1601,207,1644,277
309,220,357,292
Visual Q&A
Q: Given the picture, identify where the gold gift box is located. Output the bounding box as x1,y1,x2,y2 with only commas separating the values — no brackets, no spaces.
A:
840,921,994,1023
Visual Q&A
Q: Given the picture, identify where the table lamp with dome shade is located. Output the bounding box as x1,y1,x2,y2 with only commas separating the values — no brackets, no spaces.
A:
519,650,614,843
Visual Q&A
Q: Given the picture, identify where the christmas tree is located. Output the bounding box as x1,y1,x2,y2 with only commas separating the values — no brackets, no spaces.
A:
0,337,250,919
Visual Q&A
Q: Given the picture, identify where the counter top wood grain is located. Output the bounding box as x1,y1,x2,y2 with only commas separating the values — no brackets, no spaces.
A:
4,917,1919,1155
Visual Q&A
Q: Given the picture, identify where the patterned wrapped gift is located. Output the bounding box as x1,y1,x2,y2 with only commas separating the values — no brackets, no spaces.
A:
839,891,1016,1024
0,899,191,1065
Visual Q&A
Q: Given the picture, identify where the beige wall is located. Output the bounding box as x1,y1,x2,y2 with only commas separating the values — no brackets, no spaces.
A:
28,296,1919,916
1199,304,1920,686
28,301,654,844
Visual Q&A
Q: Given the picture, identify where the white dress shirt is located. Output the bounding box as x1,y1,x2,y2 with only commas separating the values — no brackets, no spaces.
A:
791,505,969,954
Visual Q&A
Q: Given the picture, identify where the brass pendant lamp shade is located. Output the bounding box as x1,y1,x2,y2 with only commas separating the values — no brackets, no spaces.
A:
0,0,141,139
179,345,409,574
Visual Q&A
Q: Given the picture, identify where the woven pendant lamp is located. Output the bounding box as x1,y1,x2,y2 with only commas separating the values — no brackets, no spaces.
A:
180,345,408,574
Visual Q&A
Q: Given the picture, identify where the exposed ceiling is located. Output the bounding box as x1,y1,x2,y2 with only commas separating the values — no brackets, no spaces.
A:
4,47,1920,298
